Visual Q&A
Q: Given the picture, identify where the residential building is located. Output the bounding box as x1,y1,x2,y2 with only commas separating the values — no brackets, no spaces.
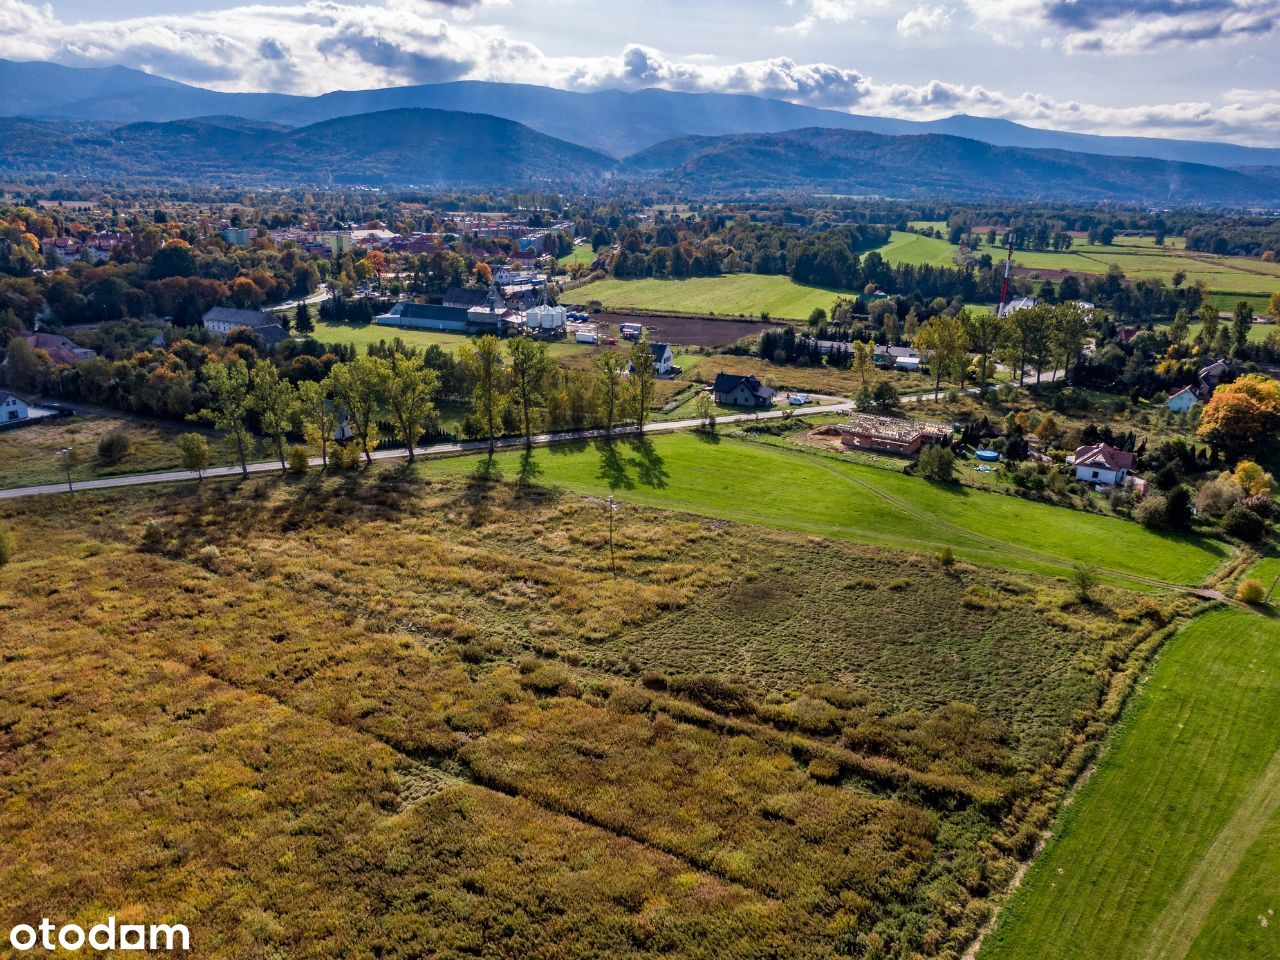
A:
712,372,775,408
1166,385,1200,413
221,227,253,245
1072,442,1135,486
20,332,96,366
202,306,280,336
0,391,29,423
837,415,949,456
999,296,1038,318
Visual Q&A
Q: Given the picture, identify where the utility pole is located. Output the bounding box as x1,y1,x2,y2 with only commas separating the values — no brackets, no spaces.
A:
58,446,74,492
606,496,617,575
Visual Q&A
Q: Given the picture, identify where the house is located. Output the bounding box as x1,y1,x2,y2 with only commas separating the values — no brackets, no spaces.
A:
1072,442,1134,486
19,332,96,366
712,372,775,408
837,414,949,456
41,236,83,265
252,324,291,348
873,345,923,372
202,306,279,336
1198,359,1231,392
220,227,253,245
1166,385,1200,413
631,343,675,377
999,296,1038,318
0,391,29,423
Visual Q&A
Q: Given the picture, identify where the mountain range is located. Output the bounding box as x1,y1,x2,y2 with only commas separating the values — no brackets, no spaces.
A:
4,57,1280,168
2,58,1280,204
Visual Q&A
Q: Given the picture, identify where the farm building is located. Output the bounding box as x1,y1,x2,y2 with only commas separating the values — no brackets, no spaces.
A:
1166,385,1200,413
712,372,775,408
1072,442,1134,486
202,307,279,336
837,415,950,456
18,332,96,366
873,345,923,372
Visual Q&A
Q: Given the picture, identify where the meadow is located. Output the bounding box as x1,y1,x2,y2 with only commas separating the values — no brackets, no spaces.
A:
558,243,600,267
575,274,848,320
981,606,1280,960
0,466,1193,959
312,318,590,358
416,432,1226,585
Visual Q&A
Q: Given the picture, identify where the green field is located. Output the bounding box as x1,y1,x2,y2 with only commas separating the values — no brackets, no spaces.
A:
881,231,1280,308
312,318,588,358
576,274,847,319
981,606,1280,960
557,243,598,267
417,431,1226,585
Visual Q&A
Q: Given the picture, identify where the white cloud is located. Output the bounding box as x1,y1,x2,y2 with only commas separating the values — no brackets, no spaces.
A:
896,5,953,37
0,0,1278,143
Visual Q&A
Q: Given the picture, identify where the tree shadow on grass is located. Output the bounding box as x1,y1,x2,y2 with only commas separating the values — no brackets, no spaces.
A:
693,427,722,445
516,447,543,488
630,435,668,489
596,439,635,490
547,436,589,457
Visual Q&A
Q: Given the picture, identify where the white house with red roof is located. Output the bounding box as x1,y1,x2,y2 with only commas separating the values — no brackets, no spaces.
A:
1072,442,1135,486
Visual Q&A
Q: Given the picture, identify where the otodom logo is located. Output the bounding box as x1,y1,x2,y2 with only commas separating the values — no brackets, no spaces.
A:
8,917,190,952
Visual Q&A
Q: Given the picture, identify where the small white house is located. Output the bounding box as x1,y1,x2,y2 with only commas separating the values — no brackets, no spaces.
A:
0,391,30,424
1166,385,1200,413
1072,442,1134,486
650,342,675,376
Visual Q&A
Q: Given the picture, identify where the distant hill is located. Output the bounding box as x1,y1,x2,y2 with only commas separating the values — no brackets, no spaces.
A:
4,58,1280,168
0,109,613,187
621,128,1280,205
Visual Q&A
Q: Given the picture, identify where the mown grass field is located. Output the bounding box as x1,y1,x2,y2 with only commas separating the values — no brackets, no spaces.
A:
557,244,599,267
312,318,589,358
0,468,1189,959
0,415,252,489
577,275,848,320
981,606,1280,960
417,432,1226,585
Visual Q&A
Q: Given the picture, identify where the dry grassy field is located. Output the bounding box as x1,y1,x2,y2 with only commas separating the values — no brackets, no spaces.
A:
0,466,1200,959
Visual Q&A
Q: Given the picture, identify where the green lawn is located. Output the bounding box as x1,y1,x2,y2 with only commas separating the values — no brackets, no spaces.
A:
311,318,588,358
981,607,1280,960
575,275,848,320
878,230,962,267
416,432,1225,585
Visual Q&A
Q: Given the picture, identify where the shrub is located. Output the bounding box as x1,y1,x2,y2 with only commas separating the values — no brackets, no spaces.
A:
1237,577,1265,604
287,445,309,473
937,545,955,567
1194,475,1243,517
0,524,12,566
139,520,167,553
1222,505,1266,542
335,443,362,470
1071,564,1098,602
807,757,842,782
96,429,132,465
196,545,222,571
178,433,210,476
1134,494,1169,530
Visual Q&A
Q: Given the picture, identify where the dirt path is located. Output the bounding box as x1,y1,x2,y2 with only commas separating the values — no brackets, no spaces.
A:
1141,739,1280,960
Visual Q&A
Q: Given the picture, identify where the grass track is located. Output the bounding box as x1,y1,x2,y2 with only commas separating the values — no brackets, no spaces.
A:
980,607,1280,960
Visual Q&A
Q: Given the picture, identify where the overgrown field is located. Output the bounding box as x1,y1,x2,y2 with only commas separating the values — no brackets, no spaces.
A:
311,318,590,358
0,415,250,489
0,468,1198,959
417,433,1227,585
687,354,937,398
981,606,1280,960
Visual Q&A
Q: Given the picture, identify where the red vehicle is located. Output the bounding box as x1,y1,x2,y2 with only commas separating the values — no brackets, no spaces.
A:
605,337,618,345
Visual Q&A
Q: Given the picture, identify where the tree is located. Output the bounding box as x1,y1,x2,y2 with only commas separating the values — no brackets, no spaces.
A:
852,340,873,389
1051,302,1092,380
628,339,658,429
595,350,628,434
295,301,314,335
1071,564,1098,603
961,308,1005,397
1197,374,1280,462
328,356,386,465
251,362,300,471
1232,300,1253,353
916,314,968,398
192,360,252,475
378,346,440,462
506,338,553,448
1197,301,1220,347
1233,460,1276,497
4,335,50,392
1223,505,1266,542
0,523,11,566
1270,291,1280,319
458,335,507,450
297,378,338,468
1168,308,1190,345
178,433,210,478
916,444,955,481
694,390,716,430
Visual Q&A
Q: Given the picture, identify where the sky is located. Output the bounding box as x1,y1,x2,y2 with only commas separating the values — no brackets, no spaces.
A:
2,0,1279,145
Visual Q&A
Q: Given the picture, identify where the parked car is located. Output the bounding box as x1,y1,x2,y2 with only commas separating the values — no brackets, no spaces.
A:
788,393,810,405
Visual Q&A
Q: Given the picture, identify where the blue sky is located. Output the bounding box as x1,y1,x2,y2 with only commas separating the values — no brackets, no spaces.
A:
3,0,1278,144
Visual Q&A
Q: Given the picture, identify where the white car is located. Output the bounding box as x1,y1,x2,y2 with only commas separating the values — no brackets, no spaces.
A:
788,393,810,405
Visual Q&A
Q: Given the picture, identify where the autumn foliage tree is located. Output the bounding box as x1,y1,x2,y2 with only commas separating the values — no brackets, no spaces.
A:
1197,374,1280,462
